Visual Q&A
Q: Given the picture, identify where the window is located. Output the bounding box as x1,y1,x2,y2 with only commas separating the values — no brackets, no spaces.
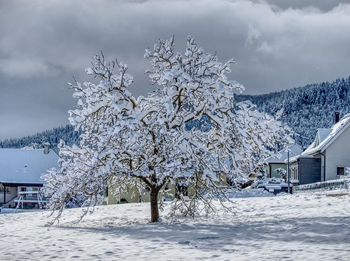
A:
291,167,298,180
337,167,344,175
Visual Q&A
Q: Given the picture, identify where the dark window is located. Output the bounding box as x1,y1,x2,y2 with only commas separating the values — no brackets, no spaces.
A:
337,167,344,175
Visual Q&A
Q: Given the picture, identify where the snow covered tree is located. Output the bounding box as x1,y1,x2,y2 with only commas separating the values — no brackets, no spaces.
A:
237,77,350,147
276,168,287,180
43,36,293,223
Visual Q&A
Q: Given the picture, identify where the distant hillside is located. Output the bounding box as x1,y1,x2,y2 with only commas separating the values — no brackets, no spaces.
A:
0,125,80,152
236,77,350,147
2,76,350,150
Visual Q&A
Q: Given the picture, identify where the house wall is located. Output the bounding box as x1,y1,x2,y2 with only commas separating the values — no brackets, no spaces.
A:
324,127,350,180
0,185,41,207
107,173,227,204
320,154,326,182
289,162,299,182
299,158,321,184
0,185,17,205
107,181,176,204
107,182,204,204
107,186,150,204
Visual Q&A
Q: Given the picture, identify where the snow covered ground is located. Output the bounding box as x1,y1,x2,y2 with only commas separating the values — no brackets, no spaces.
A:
1,190,350,260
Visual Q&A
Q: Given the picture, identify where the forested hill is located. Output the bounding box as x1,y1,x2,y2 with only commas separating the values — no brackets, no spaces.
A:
236,77,350,147
0,125,80,152
2,77,350,150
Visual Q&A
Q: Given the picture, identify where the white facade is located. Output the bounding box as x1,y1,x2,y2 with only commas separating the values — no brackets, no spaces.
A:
300,113,350,182
321,126,350,180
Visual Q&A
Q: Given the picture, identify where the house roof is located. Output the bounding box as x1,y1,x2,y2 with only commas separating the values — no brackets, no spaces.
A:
315,128,332,145
265,144,303,164
0,148,58,185
302,113,350,156
288,153,313,164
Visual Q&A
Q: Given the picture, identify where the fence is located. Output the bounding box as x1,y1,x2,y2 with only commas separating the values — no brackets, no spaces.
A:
294,178,349,191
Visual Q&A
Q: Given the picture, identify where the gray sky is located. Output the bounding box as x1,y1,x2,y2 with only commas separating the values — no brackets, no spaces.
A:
1,0,350,139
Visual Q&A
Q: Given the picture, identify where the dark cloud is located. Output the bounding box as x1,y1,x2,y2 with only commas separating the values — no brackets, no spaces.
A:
261,0,350,11
1,0,350,139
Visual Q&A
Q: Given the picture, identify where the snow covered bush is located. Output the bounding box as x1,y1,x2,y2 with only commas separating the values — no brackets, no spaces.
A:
42,36,293,223
276,168,287,180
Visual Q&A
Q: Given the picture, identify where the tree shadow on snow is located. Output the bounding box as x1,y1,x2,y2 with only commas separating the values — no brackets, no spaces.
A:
57,215,350,252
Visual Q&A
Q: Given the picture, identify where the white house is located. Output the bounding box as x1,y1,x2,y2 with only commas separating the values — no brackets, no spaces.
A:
0,146,58,208
289,113,350,183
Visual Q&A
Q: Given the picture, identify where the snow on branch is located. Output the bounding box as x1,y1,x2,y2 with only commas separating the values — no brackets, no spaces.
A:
42,36,293,223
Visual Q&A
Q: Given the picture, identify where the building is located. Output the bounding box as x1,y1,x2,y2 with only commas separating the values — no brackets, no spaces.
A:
264,144,303,179
289,113,350,184
107,171,227,204
288,156,321,185
0,146,58,208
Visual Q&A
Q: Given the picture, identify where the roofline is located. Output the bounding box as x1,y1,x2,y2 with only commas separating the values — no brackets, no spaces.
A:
265,161,286,164
285,154,313,163
310,118,350,155
1,182,43,187
0,147,59,155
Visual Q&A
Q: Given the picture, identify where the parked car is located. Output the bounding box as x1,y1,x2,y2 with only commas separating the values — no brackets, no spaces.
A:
254,178,293,195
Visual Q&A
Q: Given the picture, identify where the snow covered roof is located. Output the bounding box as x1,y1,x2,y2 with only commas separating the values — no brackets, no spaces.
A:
0,148,58,185
302,113,350,156
288,153,313,164
315,128,332,146
265,144,303,164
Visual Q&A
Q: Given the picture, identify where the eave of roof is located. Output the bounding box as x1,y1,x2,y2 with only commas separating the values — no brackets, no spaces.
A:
286,154,313,164
0,182,43,187
304,114,350,155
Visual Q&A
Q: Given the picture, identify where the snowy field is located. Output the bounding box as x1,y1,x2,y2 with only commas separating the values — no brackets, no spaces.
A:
1,190,350,260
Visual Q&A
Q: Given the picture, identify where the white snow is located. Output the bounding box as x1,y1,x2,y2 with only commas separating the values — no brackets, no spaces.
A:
1,190,350,260
265,144,303,164
316,128,332,145
0,148,58,184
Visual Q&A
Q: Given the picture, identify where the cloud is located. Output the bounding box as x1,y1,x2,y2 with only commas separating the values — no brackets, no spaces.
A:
0,58,54,78
260,0,350,11
1,0,350,138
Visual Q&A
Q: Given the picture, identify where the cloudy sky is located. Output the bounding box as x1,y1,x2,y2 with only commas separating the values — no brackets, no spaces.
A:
1,0,350,139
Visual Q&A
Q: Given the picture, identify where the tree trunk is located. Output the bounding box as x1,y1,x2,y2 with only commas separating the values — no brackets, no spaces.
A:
150,188,159,222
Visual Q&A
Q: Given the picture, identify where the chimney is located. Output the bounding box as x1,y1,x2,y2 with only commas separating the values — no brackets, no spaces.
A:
334,112,340,124
43,143,50,154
